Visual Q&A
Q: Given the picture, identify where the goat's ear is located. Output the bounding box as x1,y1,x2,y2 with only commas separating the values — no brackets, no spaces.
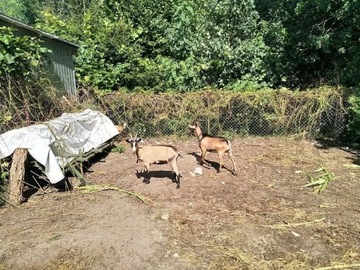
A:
125,138,131,143
136,138,143,143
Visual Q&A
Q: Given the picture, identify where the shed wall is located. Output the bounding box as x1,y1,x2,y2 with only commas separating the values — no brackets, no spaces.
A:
44,39,77,95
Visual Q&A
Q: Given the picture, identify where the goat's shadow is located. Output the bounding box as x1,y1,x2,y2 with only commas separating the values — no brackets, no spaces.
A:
315,138,360,165
187,152,235,174
135,169,177,185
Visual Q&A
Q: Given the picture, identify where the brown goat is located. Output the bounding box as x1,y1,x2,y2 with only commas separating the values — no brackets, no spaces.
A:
126,137,182,188
189,122,237,175
115,123,127,133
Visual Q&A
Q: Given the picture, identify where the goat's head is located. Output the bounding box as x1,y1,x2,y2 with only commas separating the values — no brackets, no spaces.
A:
125,135,142,154
116,123,127,133
188,122,202,137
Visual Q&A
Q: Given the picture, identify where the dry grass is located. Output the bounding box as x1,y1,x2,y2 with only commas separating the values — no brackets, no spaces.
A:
28,248,99,270
149,137,360,269
166,202,359,269
1,136,360,269
75,184,153,204
0,85,356,270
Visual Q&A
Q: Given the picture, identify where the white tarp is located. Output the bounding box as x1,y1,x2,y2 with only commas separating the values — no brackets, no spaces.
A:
0,109,119,184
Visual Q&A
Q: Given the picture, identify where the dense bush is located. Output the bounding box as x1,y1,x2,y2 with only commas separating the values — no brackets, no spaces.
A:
1,0,359,91
0,26,79,132
1,0,359,139
0,26,49,81
347,89,360,142
31,0,271,92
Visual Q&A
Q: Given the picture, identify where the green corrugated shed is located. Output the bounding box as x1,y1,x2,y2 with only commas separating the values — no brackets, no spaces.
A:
0,13,79,95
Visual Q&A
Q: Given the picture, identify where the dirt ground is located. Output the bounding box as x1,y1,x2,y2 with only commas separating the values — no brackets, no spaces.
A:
1,136,360,270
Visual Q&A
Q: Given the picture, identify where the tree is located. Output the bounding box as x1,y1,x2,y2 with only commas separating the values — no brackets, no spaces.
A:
0,0,28,23
0,27,49,82
255,0,360,89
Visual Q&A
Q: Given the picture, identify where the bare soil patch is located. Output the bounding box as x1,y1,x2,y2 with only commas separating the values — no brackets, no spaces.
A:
1,137,360,269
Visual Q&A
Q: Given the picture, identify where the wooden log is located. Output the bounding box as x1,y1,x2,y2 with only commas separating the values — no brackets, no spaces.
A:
8,148,28,205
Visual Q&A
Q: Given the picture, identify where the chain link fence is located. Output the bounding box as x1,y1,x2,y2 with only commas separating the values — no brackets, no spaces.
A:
103,89,348,140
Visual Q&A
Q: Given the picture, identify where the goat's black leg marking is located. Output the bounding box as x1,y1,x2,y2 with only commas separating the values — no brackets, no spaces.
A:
172,172,177,183
170,171,180,188
143,177,150,184
176,174,181,189
170,172,180,188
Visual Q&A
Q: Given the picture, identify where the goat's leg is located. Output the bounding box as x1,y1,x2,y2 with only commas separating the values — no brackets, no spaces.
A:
143,163,151,184
217,151,225,173
227,152,237,176
168,160,177,183
170,159,181,189
200,148,211,168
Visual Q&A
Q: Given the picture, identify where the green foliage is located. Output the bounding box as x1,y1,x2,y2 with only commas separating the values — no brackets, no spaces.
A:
0,0,26,22
111,145,126,154
36,4,146,90
302,166,335,194
256,0,360,89
0,26,50,82
225,79,270,92
32,0,272,92
3,0,360,92
0,159,10,205
0,0,41,24
198,0,269,88
26,0,358,92
0,160,9,184
0,26,67,133
347,91,360,140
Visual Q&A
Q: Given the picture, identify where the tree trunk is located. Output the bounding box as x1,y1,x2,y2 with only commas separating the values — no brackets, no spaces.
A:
8,148,28,206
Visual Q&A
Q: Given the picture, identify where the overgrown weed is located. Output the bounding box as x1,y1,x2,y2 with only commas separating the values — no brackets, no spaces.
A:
95,87,345,139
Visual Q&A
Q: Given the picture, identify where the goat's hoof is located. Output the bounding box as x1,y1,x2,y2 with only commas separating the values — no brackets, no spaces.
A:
176,185,180,189
143,178,150,184
216,170,221,173
232,171,237,176
172,172,178,182
202,164,211,170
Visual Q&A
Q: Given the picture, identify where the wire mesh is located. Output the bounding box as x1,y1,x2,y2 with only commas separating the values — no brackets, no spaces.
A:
105,90,348,140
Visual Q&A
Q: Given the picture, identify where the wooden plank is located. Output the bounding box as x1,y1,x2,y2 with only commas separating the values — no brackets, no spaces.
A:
5,140,114,204
64,141,113,169
63,140,114,186
8,148,28,205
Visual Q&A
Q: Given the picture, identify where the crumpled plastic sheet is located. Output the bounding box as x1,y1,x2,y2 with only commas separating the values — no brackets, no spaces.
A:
0,109,119,184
